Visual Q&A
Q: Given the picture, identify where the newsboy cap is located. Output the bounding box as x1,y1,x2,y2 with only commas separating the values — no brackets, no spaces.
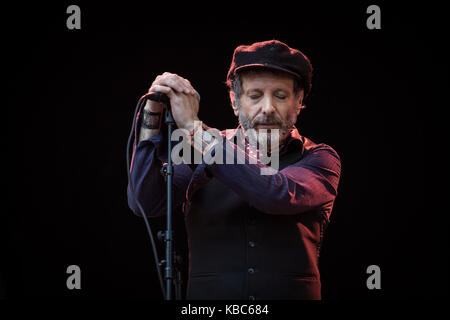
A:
227,40,313,96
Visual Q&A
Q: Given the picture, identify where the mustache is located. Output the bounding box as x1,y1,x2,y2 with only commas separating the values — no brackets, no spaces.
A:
252,116,282,126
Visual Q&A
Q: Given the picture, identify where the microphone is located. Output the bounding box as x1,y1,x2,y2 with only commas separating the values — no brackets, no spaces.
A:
145,91,201,105
145,92,170,105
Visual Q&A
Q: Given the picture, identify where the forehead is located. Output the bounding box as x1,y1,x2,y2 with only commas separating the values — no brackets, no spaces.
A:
240,70,295,92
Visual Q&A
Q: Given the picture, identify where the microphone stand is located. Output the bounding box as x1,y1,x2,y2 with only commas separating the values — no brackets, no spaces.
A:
146,92,180,300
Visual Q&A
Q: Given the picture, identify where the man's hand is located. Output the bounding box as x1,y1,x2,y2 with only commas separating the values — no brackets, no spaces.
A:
148,72,200,131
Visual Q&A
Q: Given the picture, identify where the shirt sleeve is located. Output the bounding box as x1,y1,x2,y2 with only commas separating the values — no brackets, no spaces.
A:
127,132,193,217
206,139,341,215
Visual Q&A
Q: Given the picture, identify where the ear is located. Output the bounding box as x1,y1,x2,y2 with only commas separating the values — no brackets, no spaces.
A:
295,90,305,116
230,91,239,116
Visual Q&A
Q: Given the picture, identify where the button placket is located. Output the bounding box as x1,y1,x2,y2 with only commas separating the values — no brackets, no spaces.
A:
245,209,259,298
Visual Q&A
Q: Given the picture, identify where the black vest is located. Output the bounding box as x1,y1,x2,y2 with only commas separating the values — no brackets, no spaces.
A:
184,138,327,300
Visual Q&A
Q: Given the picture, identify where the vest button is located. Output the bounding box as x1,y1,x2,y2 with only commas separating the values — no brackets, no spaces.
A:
248,267,255,274
248,295,256,300
248,241,256,248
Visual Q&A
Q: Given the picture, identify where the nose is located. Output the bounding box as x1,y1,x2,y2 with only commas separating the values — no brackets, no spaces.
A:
260,96,276,116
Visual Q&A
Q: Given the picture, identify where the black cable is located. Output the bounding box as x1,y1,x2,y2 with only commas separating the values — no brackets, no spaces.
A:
126,95,166,299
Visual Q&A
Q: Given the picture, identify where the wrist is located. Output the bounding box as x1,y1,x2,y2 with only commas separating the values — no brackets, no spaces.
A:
144,100,164,113
183,118,201,132
141,109,162,130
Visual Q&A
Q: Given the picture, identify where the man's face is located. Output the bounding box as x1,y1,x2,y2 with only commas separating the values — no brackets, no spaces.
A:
232,70,304,147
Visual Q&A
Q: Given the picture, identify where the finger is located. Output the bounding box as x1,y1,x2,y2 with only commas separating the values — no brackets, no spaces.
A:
152,73,184,93
155,78,183,94
159,73,194,94
168,76,192,95
180,77,196,95
154,74,194,95
149,84,176,98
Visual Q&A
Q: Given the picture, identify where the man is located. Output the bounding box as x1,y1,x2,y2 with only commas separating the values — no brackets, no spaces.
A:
127,40,341,300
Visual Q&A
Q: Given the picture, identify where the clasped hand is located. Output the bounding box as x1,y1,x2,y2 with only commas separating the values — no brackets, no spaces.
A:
147,72,200,132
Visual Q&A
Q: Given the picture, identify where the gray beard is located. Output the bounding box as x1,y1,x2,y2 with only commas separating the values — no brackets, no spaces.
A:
238,110,297,151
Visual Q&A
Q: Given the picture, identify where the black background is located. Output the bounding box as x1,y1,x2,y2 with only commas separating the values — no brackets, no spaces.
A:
3,2,448,300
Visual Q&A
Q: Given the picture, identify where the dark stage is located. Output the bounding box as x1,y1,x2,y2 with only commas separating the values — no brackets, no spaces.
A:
3,2,448,302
